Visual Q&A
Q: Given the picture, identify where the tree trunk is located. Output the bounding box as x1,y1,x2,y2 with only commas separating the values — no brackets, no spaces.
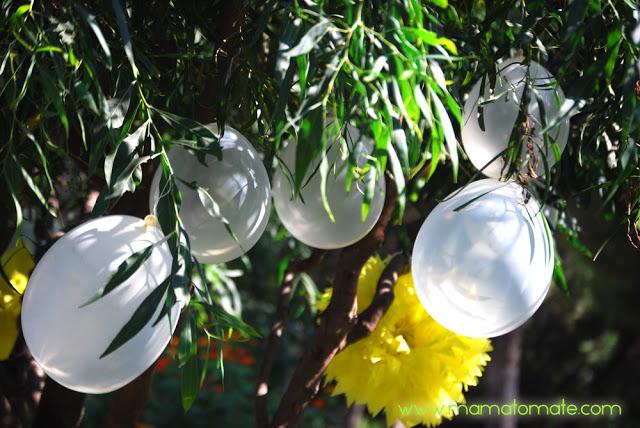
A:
483,328,524,428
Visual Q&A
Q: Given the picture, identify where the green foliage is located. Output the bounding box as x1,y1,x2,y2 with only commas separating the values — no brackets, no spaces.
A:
1,0,639,416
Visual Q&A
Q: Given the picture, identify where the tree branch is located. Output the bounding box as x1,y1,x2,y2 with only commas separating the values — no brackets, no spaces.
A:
255,250,326,428
346,252,409,346
269,175,398,428
103,367,155,428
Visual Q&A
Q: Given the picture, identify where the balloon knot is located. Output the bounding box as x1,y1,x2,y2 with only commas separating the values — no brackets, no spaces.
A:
143,215,159,228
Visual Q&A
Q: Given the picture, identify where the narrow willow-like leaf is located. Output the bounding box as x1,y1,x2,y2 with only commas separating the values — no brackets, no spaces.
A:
429,86,459,181
180,353,199,411
361,163,376,222
318,148,335,222
294,106,325,194
75,3,112,69
413,85,433,128
452,186,504,212
100,277,170,358
178,315,197,367
110,0,138,76
195,301,261,339
14,154,54,216
196,186,240,244
79,245,154,308
286,19,330,58
552,255,569,295
38,68,68,137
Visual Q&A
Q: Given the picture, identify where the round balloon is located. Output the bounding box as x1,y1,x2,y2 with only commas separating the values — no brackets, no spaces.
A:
21,215,178,393
411,179,554,338
149,125,271,264
272,122,386,249
462,57,569,179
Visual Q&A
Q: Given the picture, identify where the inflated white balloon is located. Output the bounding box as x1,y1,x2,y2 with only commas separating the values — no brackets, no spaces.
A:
149,125,271,264
21,215,178,393
272,123,386,249
411,179,554,338
462,58,569,178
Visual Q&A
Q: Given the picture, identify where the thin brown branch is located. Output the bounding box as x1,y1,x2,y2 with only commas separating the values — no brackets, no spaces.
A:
255,250,326,428
346,252,409,346
269,175,398,428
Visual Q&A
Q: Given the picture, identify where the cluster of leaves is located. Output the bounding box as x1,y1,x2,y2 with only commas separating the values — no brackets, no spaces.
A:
2,0,639,413
272,0,462,219
447,0,640,253
0,0,260,410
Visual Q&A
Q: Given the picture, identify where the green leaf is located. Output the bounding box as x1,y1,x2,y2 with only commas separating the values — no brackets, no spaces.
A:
604,28,622,84
9,4,31,28
428,0,448,8
295,106,326,194
274,19,300,86
111,0,138,77
93,120,152,216
542,98,585,134
4,163,24,240
452,185,505,212
472,0,486,21
73,80,99,115
155,158,181,254
195,301,260,339
387,140,405,219
362,56,388,83
75,4,112,69
79,245,155,308
180,353,199,411
403,28,457,54
196,185,240,244
178,315,197,367
13,55,35,108
553,255,569,294
318,148,335,222
286,19,330,58
414,85,433,128
295,272,319,314
387,139,406,195
13,154,54,217
429,86,458,181
100,277,171,358
38,68,68,137
361,164,376,222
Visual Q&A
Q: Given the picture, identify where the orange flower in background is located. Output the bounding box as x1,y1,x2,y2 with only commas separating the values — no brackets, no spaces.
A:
311,398,326,409
156,335,256,375
155,356,172,374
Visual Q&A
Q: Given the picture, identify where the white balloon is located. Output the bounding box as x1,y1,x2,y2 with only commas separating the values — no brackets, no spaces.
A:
411,179,554,338
21,215,178,393
272,123,386,249
149,126,271,264
462,58,569,178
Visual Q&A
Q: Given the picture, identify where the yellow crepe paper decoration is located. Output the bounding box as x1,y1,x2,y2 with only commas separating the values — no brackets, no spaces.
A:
0,239,35,360
321,255,492,427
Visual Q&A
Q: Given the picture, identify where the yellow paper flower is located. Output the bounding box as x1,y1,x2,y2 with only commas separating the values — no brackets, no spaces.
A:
323,256,492,427
0,239,35,360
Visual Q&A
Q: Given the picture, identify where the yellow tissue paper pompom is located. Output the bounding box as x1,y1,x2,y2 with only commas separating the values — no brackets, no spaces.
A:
0,239,35,360
323,255,492,427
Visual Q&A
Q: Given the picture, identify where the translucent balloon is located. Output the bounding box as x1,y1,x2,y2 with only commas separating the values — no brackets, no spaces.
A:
149,125,271,264
462,58,569,178
272,123,386,249
21,215,178,393
411,179,554,338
